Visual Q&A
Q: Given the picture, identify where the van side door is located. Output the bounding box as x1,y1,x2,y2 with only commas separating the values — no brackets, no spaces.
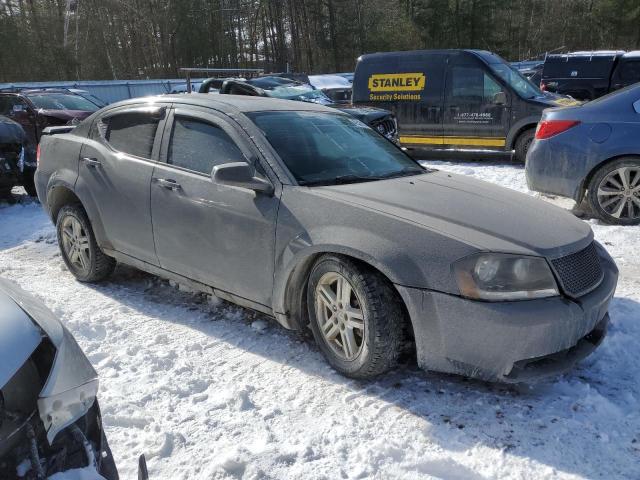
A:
442,55,509,150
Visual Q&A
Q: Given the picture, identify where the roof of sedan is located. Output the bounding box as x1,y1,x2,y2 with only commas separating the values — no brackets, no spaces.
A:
111,93,340,114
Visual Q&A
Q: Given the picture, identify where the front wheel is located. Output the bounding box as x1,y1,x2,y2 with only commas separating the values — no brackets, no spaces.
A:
306,255,404,379
587,158,640,225
56,204,116,282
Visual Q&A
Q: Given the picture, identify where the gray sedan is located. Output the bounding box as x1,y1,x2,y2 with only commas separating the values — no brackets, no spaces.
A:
35,95,617,382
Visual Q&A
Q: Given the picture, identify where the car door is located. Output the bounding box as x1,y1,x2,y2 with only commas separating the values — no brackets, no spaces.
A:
442,57,510,149
150,106,280,308
74,104,167,265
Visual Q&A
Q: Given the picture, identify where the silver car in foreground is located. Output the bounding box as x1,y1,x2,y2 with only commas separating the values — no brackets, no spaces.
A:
35,95,617,382
0,279,118,479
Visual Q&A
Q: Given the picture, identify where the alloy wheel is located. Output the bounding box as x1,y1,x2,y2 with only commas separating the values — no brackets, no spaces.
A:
61,216,91,273
596,166,640,221
314,272,365,360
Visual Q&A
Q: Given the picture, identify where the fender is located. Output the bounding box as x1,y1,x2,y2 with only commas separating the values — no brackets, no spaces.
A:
506,116,539,150
271,226,441,330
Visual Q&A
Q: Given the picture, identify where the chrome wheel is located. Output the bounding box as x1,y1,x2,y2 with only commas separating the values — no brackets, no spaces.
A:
314,271,365,360
60,216,91,273
597,166,640,220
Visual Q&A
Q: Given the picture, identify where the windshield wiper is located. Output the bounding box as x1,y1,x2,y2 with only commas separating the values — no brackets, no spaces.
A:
300,174,385,186
300,169,426,186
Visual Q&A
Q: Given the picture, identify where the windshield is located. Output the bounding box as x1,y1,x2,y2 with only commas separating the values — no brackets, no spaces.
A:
247,111,425,186
27,93,99,112
488,63,542,99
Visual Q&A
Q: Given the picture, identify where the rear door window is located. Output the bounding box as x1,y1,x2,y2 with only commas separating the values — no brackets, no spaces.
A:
167,117,246,175
101,111,161,158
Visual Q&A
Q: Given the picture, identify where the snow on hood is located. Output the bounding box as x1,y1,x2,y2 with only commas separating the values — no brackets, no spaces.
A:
308,75,352,90
317,170,592,257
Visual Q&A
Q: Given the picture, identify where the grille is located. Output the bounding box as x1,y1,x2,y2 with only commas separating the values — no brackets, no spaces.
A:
372,118,397,139
551,242,603,298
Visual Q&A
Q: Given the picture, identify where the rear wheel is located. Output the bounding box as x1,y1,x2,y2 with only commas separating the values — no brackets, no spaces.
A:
514,128,535,163
587,158,640,225
306,255,404,379
56,205,116,282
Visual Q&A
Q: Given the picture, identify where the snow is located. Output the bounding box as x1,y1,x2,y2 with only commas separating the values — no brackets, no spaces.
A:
1,168,639,480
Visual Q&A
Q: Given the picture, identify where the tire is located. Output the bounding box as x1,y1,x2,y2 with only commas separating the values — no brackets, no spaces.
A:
306,254,404,379
587,157,640,226
514,128,535,163
56,204,116,282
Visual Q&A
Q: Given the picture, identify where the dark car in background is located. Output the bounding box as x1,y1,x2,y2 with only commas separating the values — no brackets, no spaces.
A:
215,76,398,141
526,84,640,225
541,51,640,100
0,90,100,193
262,73,353,103
353,49,580,162
0,116,30,197
0,278,118,479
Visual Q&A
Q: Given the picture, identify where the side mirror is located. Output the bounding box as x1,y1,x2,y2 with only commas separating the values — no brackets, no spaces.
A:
493,91,507,105
212,162,274,195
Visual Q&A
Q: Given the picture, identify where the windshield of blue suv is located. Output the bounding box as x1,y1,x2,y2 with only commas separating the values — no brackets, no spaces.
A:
26,93,99,112
246,77,333,104
248,111,424,186
488,63,543,99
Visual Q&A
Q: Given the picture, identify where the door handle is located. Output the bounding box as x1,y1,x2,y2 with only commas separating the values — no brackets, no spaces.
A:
81,157,101,167
156,178,181,190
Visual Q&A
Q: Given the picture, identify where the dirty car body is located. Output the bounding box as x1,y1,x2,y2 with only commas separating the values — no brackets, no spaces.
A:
35,95,617,382
0,279,118,479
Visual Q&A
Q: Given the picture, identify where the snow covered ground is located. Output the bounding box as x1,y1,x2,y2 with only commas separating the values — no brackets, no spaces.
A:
1,161,639,480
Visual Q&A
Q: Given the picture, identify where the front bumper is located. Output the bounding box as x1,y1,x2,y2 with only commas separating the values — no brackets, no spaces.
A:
396,248,618,382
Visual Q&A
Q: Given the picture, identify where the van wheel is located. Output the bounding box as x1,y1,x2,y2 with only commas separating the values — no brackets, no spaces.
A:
306,255,404,379
514,129,535,163
587,158,640,225
56,205,116,282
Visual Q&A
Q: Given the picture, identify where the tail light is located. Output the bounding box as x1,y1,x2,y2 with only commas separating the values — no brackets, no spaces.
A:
36,144,41,166
535,120,581,140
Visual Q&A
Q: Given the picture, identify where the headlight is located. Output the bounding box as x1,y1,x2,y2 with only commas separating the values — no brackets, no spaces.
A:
453,253,559,301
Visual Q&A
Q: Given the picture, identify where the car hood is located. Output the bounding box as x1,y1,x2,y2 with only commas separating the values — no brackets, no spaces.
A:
38,109,94,122
314,171,592,257
331,104,392,122
0,278,98,442
531,94,583,108
0,289,42,387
